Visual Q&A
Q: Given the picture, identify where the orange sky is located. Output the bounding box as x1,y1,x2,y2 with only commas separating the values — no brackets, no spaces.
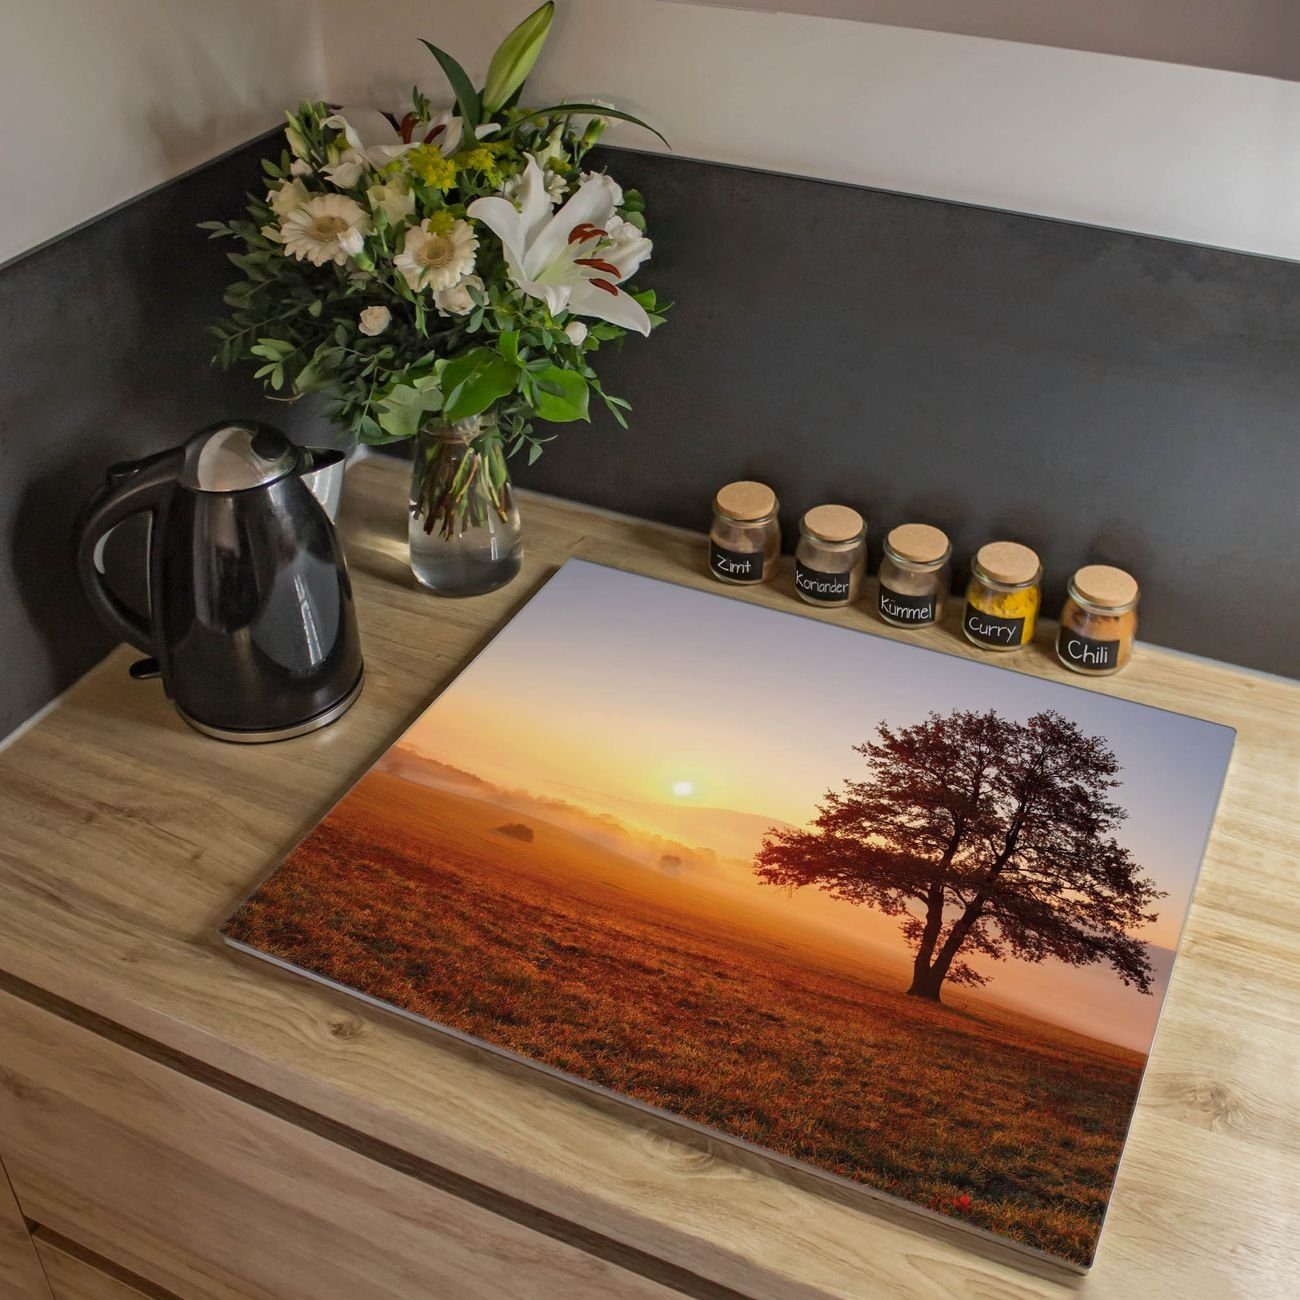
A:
394,562,1233,1050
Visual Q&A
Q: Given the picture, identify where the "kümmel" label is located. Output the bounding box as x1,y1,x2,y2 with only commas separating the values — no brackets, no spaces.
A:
879,586,936,625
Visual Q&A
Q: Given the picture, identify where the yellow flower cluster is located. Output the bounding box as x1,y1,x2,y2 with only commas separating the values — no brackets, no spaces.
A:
424,209,456,236
407,145,457,190
457,145,504,183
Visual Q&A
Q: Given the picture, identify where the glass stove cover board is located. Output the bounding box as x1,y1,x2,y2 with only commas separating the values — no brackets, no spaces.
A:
223,560,1234,1270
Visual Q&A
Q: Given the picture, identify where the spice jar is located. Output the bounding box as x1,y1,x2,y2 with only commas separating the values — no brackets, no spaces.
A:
709,481,780,585
1057,565,1139,675
878,523,951,627
963,541,1041,651
794,505,866,606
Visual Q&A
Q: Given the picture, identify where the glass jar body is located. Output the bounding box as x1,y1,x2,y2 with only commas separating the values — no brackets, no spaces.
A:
408,414,522,597
708,511,780,585
877,551,951,627
794,532,865,606
1057,593,1138,675
963,566,1041,651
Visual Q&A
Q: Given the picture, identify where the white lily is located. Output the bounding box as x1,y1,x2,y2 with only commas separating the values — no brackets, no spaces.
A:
468,158,652,335
396,108,500,156
322,108,416,187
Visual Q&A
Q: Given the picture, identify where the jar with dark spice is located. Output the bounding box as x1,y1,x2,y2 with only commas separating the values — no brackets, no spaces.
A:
963,542,1041,651
1057,565,1139,675
709,481,780,585
877,523,951,628
794,505,866,606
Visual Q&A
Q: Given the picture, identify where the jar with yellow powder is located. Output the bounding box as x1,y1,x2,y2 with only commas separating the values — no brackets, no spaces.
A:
963,542,1041,651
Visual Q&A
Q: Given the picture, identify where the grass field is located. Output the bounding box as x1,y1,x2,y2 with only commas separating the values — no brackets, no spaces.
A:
225,770,1146,1266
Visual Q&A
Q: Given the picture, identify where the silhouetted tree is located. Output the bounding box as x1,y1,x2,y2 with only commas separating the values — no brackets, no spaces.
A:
755,709,1163,1002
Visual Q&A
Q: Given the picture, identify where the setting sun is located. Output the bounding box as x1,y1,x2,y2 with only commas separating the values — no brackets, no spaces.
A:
671,780,695,798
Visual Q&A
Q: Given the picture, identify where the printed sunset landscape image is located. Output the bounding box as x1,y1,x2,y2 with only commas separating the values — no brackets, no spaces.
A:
223,560,1235,1268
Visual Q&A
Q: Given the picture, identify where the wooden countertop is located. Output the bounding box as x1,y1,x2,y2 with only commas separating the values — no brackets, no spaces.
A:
2,454,1297,1299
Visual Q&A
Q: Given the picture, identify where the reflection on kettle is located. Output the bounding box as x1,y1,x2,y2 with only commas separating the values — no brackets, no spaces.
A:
75,421,364,742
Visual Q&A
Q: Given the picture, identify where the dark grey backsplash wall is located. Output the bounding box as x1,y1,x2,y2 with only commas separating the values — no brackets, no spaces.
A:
2,137,1296,736
518,147,1300,674
0,138,331,738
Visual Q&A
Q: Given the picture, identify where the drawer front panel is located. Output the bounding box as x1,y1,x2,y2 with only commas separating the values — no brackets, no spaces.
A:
0,991,674,1300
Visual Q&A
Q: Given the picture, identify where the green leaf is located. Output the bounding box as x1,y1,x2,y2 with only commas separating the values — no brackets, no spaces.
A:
419,39,480,135
530,365,589,423
481,1,554,114
441,347,518,420
375,379,444,441
498,329,520,366
508,103,669,148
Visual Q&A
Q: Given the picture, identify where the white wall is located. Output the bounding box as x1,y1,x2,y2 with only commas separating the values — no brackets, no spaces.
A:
318,0,1300,262
665,0,1300,82
7,0,1299,264
0,0,325,265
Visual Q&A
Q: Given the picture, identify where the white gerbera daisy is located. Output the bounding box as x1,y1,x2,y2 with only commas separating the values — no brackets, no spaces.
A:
394,219,477,292
279,194,370,267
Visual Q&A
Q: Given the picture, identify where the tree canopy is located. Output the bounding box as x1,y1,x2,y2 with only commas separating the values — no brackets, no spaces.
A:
754,709,1164,1001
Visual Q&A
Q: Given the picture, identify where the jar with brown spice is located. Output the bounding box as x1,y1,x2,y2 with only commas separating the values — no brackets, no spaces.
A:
877,523,951,627
1057,565,1139,675
709,481,780,585
963,542,1042,651
794,505,866,606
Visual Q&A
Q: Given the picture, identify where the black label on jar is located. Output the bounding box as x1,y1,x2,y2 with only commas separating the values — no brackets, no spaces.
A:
964,603,1025,647
879,585,936,625
1057,626,1120,671
795,562,852,602
710,541,764,583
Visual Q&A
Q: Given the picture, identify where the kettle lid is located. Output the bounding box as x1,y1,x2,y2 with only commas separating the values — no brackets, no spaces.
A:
179,421,299,492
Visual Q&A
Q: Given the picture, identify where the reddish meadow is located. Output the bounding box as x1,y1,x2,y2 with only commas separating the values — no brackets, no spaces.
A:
225,770,1145,1266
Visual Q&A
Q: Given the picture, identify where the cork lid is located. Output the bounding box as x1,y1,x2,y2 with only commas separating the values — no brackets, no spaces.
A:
714,480,777,521
887,522,950,565
803,504,865,543
1073,564,1139,608
975,541,1040,586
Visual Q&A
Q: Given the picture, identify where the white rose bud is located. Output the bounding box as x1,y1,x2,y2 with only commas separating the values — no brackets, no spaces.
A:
564,321,588,346
358,306,391,336
338,226,366,257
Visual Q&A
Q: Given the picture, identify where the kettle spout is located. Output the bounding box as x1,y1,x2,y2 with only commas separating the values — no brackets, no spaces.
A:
299,447,347,521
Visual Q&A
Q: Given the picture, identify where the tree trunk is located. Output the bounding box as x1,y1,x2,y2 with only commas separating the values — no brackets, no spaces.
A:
905,968,944,1001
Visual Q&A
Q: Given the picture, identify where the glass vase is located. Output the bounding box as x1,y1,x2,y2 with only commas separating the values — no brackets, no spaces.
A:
408,411,522,597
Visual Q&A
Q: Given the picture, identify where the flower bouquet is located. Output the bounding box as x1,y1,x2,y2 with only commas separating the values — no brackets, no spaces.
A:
204,2,666,594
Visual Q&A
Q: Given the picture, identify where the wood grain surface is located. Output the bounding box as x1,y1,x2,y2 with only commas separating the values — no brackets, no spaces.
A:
0,990,675,1300
30,1232,153,1300
0,454,1296,1299
0,1153,50,1299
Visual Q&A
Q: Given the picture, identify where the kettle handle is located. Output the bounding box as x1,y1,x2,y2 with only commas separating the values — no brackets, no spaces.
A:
74,449,182,655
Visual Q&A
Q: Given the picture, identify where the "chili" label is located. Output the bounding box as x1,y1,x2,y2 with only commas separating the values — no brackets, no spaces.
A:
879,586,936,625
1057,626,1120,671
709,541,763,583
964,604,1025,648
795,563,851,603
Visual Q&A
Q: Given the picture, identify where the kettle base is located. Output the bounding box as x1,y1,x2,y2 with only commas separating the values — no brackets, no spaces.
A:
177,672,364,744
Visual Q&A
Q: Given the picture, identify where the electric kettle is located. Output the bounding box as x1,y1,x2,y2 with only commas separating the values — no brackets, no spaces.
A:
76,421,364,742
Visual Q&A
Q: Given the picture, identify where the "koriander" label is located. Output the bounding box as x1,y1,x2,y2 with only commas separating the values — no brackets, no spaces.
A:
795,562,851,603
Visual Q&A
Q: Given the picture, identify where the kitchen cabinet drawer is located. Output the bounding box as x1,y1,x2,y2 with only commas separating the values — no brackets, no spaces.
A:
32,1233,149,1300
0,991,675,1300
